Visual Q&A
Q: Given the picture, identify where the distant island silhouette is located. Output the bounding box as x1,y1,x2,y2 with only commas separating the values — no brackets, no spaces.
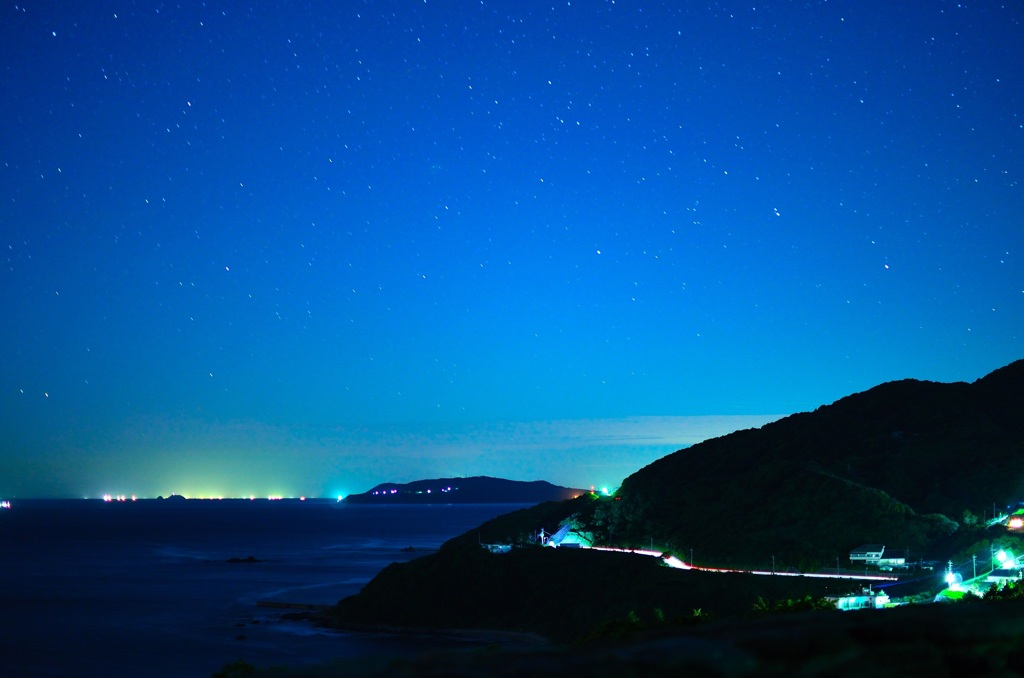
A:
343,476,587,504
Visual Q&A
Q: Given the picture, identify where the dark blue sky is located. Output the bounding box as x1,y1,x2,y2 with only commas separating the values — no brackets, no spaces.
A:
2,1,1021,498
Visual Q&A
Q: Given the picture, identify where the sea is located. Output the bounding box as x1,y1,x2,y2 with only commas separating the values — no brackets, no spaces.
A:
0,498,531,677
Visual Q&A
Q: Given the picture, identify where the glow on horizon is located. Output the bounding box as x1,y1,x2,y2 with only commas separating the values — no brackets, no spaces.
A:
26,414,784,500
117,416,782,496
90,488,319,500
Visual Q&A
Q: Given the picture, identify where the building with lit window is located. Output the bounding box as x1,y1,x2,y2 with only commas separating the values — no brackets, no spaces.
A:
829,590,891,611
849,544,886,565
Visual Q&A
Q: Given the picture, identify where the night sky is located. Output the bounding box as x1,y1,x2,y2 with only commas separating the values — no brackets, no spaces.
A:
2,1,1021,499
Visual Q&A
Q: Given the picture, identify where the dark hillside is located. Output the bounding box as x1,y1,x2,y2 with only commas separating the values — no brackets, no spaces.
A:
604,360,1024,569
328,541,846,643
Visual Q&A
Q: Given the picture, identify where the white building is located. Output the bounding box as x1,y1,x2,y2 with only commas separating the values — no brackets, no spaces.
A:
830,590,890,611
850,544,886,565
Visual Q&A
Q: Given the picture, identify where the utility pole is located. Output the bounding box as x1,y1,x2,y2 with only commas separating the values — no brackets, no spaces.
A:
973,554,977,579
690,548,694,567
771,554,776,575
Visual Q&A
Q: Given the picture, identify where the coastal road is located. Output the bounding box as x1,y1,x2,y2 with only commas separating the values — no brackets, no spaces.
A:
585,546,899,582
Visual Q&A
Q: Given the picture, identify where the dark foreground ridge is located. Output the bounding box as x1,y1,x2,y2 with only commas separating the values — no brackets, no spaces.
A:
327,543,845,642
343,476,587,504
239,598,1024,677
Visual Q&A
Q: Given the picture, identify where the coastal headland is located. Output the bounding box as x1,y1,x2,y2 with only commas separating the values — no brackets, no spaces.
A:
298,359,1024,675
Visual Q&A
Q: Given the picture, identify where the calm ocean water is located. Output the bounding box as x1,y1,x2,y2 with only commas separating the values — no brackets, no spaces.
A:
0,499,528,677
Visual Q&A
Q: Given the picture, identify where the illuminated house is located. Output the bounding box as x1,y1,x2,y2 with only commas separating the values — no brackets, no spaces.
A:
849,544,886,565
829,590,890,611
987,568,1022,584
543,524,572,547
542,523,594,548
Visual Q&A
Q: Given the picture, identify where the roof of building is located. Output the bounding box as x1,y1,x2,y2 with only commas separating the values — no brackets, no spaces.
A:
547,523,571,545
850,544,886,554
990,568,1021,579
